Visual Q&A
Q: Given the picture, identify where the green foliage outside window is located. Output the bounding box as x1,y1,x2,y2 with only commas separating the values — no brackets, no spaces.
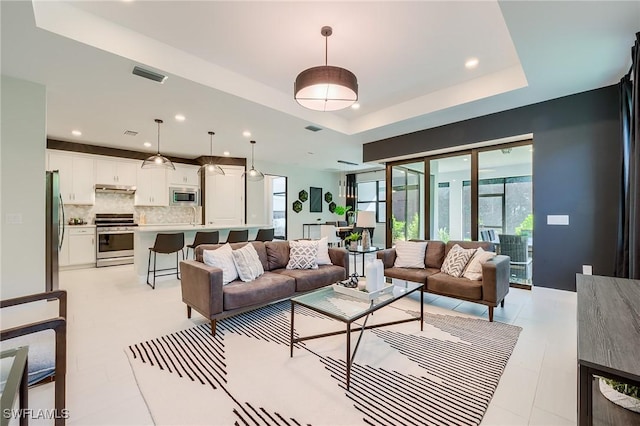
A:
603,378,640,400
438,227,450,243
515,214,533,236
392,214,420,241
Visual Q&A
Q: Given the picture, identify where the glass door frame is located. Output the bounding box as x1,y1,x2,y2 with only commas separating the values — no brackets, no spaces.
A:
385,139,533,246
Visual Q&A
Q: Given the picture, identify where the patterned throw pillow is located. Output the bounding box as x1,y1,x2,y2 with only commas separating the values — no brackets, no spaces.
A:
394,240,428,268
441,244,477,277
286,240,319,270
463,247,496,280
202,243,238,285
232,243,264,282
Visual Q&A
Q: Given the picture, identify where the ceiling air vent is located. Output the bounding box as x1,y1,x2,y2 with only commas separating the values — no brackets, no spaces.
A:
337,159,358,166
123,130,138,136
132,66,167,83
305,125,322,132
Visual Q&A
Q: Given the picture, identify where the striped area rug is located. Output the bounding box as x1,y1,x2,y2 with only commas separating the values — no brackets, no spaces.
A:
126,300,521,425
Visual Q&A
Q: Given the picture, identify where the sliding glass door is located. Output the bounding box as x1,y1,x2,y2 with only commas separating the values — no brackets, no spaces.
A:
429,154,471,242
389,162,424,244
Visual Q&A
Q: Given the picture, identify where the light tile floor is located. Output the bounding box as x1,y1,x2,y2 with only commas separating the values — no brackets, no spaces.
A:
22,256,577,425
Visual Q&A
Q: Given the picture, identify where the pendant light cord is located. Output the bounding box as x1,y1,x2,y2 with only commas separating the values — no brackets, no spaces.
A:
157,121,161,154
325,34,328,66
251,142,255,168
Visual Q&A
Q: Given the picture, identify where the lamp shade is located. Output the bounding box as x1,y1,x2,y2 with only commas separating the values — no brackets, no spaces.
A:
356,210,376,228
295,66,358,112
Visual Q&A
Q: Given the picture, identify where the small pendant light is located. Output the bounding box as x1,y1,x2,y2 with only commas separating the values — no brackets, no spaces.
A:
200,131,225,175
243,140,264,182
142,119,175,170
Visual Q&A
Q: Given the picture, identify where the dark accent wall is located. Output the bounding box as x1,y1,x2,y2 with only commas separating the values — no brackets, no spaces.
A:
364,85,621,291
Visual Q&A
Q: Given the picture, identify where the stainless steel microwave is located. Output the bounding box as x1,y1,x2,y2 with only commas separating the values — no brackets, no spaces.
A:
169,187,199,206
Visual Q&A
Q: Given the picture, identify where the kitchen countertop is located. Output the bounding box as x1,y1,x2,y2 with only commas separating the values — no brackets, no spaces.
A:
65,224,95,228
135,223,269,232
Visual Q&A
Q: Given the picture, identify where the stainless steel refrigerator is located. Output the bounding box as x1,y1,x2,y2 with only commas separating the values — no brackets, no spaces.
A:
45,171,65,292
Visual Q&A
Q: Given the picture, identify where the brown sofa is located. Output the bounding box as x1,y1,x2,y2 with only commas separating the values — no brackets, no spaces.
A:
180,241,349,334
377,240,510,321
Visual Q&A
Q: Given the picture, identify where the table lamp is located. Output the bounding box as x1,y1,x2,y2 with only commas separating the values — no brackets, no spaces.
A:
356,211,376,250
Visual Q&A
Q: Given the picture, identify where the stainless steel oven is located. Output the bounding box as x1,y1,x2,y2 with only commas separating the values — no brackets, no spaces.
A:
95,213,136,267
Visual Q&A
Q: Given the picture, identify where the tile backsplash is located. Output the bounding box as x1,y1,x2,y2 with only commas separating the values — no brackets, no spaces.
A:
64,192,201,224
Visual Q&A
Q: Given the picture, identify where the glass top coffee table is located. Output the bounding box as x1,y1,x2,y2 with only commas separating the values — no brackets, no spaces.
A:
290,281,423,389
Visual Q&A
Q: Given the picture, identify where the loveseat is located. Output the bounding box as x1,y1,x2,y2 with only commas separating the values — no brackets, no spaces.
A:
180,241,349,334
377,240,510,321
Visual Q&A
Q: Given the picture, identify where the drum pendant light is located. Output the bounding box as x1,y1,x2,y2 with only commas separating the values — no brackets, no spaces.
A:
242,140,264,182
294,26,358,112
200,131,225,175
142,119,175,170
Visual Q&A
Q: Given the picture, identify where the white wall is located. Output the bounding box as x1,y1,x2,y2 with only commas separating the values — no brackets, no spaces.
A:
247,160,343,240
1,76,47,298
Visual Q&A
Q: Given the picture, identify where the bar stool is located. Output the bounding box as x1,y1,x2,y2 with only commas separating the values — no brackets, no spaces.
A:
147,233,184,289
185,231,219,259
226,229,248,243
254,228,274,242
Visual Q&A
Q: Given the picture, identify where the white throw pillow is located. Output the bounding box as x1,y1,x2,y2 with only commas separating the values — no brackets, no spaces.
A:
202,244,238,285
463,247,496,280
393,240,428,268
232,243,264,282
286,240,319,270
316,237,332,266
441,244,476,278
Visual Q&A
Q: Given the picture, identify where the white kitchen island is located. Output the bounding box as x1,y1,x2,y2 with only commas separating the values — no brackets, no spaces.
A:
134,223,269,283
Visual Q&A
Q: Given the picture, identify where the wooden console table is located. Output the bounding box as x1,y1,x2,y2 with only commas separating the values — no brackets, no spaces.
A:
577,274,640,425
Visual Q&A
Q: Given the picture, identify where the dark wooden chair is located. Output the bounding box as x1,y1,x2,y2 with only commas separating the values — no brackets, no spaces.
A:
185,231,219,259
147,233,185,288
1,290,67,426
226,229,248,243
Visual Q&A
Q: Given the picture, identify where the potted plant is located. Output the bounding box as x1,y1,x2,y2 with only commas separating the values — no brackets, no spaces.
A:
333,205,352,216
344,232,361,250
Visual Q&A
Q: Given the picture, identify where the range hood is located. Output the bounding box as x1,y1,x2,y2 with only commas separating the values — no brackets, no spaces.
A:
95,184,136,194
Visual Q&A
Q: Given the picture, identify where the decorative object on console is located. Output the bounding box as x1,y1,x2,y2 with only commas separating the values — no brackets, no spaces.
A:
200,131,225,175
298,189,308,202
142,119,175,170
294,26,358,112
324,192,333,203
356,210,376,250
242,140,264,182
292,200,303,213
333,205,351,216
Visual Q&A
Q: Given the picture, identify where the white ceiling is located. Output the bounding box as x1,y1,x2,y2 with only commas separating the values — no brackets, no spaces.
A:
1,1,638,171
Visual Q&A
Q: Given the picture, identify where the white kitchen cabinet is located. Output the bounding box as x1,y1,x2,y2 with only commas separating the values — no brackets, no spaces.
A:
69,228,96,265
60,227,95,267
47,151,95,205
205,165,244,225
95,158,137,186
169,164,200,187
135,167,168,206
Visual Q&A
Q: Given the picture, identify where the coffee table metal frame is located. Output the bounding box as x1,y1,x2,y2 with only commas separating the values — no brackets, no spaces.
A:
290,282,423,389
347,245,382,276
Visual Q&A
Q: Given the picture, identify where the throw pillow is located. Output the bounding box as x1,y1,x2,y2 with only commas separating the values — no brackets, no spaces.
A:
441,244,476,277
286,240,319,270
316,237,333,266
232,243,264,282
393,240,428,268
202,243,238,285
463,247,496,280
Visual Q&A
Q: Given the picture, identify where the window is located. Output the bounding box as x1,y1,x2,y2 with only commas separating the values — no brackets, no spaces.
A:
357,180,385,222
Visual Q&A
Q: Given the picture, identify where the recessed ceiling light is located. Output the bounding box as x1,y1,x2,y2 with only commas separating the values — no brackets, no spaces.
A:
71,130,82,136
242,131,251,138
463,158,468,161
351,103,360,110
175,114,186,122
144,142,152,147
223,151,230,156
465,57,479,69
